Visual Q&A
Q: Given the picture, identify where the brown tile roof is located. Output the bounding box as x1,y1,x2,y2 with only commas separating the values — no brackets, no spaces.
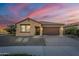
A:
16,18,64,25
39,21,64,25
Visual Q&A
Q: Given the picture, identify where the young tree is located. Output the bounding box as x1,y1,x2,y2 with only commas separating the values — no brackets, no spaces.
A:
5,24,16,34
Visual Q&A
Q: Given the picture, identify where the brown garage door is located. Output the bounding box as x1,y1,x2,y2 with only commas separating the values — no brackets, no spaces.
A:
43,27,59,35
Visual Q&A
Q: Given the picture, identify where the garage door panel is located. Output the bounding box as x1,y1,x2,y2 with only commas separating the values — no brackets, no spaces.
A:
43,27,59,35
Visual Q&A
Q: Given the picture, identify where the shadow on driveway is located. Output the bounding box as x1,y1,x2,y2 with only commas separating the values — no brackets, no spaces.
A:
0,36,46,46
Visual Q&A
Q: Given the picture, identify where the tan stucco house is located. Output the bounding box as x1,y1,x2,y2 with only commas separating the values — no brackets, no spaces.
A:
16,18,64,36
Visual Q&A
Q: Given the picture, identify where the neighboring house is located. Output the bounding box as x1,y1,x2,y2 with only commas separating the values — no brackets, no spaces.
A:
65,22,79,29
0,27,8,35
16,18,64,36
71,22,79,29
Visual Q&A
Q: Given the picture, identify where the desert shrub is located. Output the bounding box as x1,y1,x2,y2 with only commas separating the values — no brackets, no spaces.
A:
65,26,78,35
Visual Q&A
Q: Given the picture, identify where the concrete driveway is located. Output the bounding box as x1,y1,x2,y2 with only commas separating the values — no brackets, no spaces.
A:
0,35,79,56
44,35,79,46
43,35,79,56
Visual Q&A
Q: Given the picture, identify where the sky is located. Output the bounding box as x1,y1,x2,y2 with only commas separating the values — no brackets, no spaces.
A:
0,3,79,25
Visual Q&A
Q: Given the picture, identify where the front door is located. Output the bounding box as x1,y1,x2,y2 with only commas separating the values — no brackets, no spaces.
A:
35,26,40,35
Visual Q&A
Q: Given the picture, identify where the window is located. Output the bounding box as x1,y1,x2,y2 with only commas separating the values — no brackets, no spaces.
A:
20,24,26,32
20,24,31,32
26,25,31,32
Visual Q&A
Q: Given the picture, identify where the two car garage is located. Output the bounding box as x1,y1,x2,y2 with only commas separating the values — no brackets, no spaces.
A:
43,27,60,35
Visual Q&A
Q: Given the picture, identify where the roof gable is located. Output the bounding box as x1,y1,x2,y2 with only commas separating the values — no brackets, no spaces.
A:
15,18,41,24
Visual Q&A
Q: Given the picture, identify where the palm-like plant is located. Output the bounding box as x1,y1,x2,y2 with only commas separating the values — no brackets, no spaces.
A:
5,24,16,34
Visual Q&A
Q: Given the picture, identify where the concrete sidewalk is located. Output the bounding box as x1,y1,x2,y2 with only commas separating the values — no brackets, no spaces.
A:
0,46,79,56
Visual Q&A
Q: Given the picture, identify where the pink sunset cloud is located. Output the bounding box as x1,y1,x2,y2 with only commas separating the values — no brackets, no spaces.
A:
6,3,79,24
27,4,63,17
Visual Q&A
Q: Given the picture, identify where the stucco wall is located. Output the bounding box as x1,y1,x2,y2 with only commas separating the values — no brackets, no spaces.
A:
16,19,42,36
59,26,64,36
